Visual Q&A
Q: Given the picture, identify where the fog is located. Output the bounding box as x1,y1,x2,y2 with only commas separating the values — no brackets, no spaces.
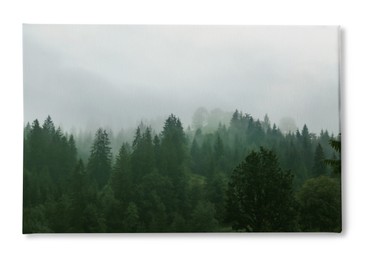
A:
23,25,340,134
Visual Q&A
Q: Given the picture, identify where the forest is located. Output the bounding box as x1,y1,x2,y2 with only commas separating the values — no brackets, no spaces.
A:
23,110,341,233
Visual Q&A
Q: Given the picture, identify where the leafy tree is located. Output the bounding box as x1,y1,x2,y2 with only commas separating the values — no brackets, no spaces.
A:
226,147,296,231
297,176,341,232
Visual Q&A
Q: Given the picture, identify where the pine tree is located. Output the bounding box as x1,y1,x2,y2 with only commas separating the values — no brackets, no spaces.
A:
214,135,224,160
111,143,132,202
87,128,112,188
190,138,201,175
301,124,313,173
42,115,55,136
160,114,186,176
325,134,341,178
131,127,155,180
68,160,88,232
312,143,327,177
25,119,44,172
262,114,271,133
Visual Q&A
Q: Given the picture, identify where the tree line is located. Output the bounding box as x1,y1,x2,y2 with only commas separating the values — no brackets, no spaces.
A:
23,111,341,233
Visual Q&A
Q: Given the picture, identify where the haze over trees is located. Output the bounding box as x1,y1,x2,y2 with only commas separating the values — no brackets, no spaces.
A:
23,110,341,233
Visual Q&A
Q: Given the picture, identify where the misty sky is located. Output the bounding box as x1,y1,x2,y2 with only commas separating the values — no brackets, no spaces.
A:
23,25,340,134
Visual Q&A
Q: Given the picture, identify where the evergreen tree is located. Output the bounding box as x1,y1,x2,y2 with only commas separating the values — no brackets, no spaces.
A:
23,112,341,233
214,135,224,160
312,143,327,177
124,202,140,232
68,160,88,232
111,143,132,202
87,128,112,188
25,119,44,172
153,135,161,172
160,114,186,176
206,173,227,223
226,147,296,231
131,127,155,180
301,124,312,161
189,201,218,232
262,114,271,133
190,138,201,175
42,115,55,136
24,122,31,140
325,134,341,178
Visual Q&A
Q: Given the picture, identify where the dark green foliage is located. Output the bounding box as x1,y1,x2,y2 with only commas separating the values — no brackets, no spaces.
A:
160,114,186,176
300,124,313,173
23,205,52,233
131,127,155,180
226,147,296,232
325,134,341,178
23,113,341,233
312,143,327,177
206,173,227,223
189,201,218,232
190,138,201,175
23,116,78,233
111,143,132,202
68,160,90,232
124,202,140,232
82,203,106,232
87,128,112,188
296,176,341,232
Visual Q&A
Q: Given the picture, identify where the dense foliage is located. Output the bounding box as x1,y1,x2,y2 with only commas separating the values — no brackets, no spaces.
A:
23,111,341,233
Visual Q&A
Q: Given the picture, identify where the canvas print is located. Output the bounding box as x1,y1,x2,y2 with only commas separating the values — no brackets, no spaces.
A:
23,25,341,233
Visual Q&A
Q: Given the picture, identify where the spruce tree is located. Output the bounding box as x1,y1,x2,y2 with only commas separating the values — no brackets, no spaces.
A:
312,143,327,177
160,114,186,176
131,127,155,180
87,128,112,188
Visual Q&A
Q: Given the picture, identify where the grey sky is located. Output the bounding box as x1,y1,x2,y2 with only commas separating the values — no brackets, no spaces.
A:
23,25,340,134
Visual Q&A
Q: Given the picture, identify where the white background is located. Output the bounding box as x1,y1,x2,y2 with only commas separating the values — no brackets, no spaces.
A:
0,0,364,259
